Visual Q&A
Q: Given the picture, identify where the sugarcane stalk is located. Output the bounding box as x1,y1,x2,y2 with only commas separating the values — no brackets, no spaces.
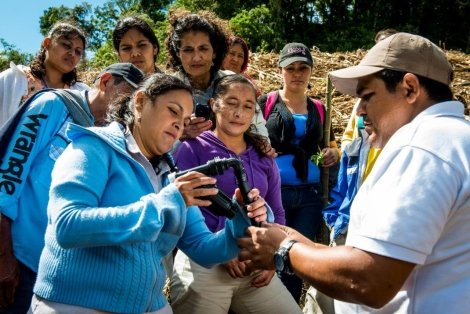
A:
321,76,333,208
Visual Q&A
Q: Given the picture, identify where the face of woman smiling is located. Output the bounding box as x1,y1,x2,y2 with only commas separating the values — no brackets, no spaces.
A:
134,89,193,158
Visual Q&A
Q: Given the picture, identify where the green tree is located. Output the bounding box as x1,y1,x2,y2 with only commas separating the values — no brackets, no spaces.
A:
269,0,315,45
0,39,33,72
89,14,170,69
39,0,172,53
230,5,277,51
37,0,470,69
171,0,267,19
172,0,220,13
141,0,172,21
39,4,96,48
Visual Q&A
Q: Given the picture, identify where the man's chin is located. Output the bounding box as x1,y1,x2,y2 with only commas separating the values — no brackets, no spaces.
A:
367,134,380,147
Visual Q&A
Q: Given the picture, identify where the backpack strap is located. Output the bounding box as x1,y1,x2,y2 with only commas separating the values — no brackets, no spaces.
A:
311,98,325,125
263,91,279,120
51,89,93,127
263,90,325,126
0,89,92,163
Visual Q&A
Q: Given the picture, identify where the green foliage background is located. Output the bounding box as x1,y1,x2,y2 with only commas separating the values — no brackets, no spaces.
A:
1,0,469,71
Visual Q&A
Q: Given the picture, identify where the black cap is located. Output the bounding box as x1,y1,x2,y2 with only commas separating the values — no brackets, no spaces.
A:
278,43,313,68
96,63,145,88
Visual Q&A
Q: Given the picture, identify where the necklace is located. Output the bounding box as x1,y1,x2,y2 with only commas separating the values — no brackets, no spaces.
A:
41,77,66,89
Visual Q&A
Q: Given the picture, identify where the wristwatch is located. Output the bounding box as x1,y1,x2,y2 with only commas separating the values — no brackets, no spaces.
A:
274,239,297,275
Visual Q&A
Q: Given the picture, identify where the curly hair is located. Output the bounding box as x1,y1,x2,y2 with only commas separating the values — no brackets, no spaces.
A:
29,21,86,86
165,9,230,77
106,73,193,128
113,15,160,64
211,74,269,156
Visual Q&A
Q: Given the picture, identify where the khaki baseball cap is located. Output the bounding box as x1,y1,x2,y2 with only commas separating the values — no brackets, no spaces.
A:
329,33,453,96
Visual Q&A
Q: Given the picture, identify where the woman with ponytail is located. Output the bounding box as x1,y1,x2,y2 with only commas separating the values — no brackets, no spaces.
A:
0,21,88,126
30,73,268,314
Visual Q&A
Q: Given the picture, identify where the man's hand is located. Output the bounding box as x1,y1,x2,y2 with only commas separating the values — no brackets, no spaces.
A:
237,223,316,273
237,223,288,272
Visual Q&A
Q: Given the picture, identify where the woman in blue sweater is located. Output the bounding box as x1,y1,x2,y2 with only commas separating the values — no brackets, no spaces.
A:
170,74,301,313
30,73,268,314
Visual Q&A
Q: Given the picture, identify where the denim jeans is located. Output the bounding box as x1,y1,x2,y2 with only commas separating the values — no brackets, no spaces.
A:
0,261,36,314
280,184,323,303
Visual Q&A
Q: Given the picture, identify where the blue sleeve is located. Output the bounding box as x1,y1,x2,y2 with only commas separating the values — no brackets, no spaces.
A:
322,151,350,228
48,135,188,249
0,93,68,219
177,204,252,268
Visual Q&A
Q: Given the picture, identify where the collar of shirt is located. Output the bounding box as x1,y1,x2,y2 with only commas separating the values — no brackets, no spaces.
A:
124,127,170,192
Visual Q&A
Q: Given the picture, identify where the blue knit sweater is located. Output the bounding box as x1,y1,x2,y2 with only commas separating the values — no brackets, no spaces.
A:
34,122,250,313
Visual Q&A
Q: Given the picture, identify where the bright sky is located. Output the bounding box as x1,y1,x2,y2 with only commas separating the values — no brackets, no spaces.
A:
0,0,108,55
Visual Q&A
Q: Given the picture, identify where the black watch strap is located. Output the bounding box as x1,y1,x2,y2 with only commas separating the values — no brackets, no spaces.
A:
282,240,297,275
275,239,297,275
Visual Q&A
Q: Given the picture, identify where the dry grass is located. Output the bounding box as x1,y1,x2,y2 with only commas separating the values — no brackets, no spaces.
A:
80,49,470,143
246,48,470,143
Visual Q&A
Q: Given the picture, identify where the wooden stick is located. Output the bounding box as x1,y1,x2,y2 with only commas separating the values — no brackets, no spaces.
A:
321,76,333,208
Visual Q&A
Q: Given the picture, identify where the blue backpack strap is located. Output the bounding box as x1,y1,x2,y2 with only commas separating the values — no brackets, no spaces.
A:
263,91,279,120
0,89,92,164
51,89,93,127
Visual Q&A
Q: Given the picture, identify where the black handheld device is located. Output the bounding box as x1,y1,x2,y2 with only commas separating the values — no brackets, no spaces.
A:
174,157,258,226
194,102,212,120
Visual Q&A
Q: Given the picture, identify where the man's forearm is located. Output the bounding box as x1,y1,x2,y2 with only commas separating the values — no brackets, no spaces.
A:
288,243,415,308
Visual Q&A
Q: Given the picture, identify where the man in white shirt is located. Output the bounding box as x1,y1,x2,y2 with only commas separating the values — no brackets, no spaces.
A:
237,33,470,313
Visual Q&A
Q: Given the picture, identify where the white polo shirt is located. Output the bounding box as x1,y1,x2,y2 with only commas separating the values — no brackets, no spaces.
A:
335,101,470,313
